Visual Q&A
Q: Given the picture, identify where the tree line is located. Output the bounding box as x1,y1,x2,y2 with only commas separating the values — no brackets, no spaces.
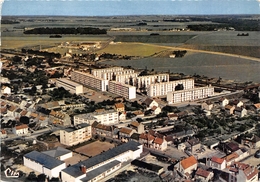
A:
23,27,107,34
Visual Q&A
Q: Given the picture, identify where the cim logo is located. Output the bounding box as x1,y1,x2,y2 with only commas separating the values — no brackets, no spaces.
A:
4,168,20,178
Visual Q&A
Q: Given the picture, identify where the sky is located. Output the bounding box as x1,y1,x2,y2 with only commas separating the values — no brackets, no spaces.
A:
1,0,260,16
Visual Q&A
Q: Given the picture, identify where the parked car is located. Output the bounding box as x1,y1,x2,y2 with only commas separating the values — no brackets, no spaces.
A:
254,150,260,158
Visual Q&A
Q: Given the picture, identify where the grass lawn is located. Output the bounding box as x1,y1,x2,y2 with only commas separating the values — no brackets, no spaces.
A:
97,42,169,57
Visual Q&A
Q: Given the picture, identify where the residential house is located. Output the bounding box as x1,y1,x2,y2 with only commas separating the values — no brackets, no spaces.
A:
151,106,161,115
206,156,226,170
143,98,159,110
60,123,92,146
230,100,243,107
7,105,17,117
118,112,126,121
195,168,214,182
92,122,114,138
176,156,198,175
139,132,155,149
114,103,125,112
24,151,66,178
225,105,235,115
119,127,136,142
14,108,23,118
167,113,178,121
241,134,260,149
201,101,214,111
187,138,201,153
219,98,229,107
219,162,259,182
234,107,247,117
153,136,167,151
12,124,29,135
1,86,11,94
129,121,145,134
49,110,71,126
225,148,250,166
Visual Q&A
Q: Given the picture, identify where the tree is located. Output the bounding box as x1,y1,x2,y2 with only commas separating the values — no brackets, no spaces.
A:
30,85,37,95
20,116,29,124
27,171,37,181
37,173,46,182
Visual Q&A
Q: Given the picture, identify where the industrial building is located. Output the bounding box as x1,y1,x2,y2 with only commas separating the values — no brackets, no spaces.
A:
56,78,83,95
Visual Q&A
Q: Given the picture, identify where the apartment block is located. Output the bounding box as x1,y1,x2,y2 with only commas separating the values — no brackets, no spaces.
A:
71,71,108,91
60,123,92,146
74,109,119,125
109,81,136,99
91,67,136,80
135,74,169,90
56,78,83,95
147,79,194,97
167,86,214,104
115,73,139,85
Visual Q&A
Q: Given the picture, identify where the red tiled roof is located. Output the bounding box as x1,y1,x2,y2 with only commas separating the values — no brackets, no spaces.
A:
119,127,133,135
115,103,124,109
180,156,197,170
153,137,163,145
195,168,211,178
225,152,239,162
211,156,225,164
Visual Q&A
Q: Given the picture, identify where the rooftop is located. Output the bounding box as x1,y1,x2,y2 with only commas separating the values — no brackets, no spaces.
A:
180,156,197,170
42,147,72,158
195,168,211,178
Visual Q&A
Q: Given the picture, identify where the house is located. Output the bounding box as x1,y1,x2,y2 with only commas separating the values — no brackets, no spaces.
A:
119,127,136,142
129,121,144,134
24,151,66,178
167,113,178,121
12,124,28,136
195,168,214,182
61,141,143,182
241,134,260,149
219,162,259,182
139,132,155,149
114,103,125,112
41,147,73,161
219,98,229,107
225,148,250,166
1,86,11,94
225,105,235,115
176,156,198,175
206,156,226,170
230,100,243,107
187,138,201,153
92,122,114,138
60,123,92,146
153,136,167,151
201,101,214,111
143,98,159,110
234,107,247,117
1,129,7,138
151,106,161,115
7,105,17,117
118,112,126,121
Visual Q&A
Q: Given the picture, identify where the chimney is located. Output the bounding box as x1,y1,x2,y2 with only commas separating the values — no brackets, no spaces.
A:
80,165,87,173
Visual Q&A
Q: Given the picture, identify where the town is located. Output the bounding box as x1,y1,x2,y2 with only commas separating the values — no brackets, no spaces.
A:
1,46,260,182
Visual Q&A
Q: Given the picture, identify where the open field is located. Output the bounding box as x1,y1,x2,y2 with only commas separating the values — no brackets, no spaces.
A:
97,42,168,57
101,52,260,83
74,141,115,157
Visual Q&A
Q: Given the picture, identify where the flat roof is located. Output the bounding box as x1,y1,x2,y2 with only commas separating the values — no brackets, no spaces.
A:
62,141,141,178
57,78,83,87
24,151,65,169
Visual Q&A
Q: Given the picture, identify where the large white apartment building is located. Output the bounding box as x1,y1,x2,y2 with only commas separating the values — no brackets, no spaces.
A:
74,109,119,125
91,67,136,80
115,73,139,85
167,86,214,104
135,74,169,90
71,71,108,91
147,79,194,97
109,81,136,99
60,123,92,146
56,78,83,95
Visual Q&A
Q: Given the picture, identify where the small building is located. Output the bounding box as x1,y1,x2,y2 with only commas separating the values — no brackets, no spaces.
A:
1,129,7,138
119,127,136,142
151,106,161,115
219,98,229,107
41,147,73,161
201,101,214,111
12,124,28,136
241,134,260,149
114,103,125,113
195,168,214,182
131,159,164,175
92,122,114,138
1,86,11,94
206,156,226,170
153,137,167,151
24,151,66,178
225,105,235,115
176,156,198,175
129,121,145,134
187,138,201,153
143,98,159,110
234,107,247,117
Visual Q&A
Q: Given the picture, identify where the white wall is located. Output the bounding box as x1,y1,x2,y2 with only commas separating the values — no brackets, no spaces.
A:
60,152,73,161
24,157,44,174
